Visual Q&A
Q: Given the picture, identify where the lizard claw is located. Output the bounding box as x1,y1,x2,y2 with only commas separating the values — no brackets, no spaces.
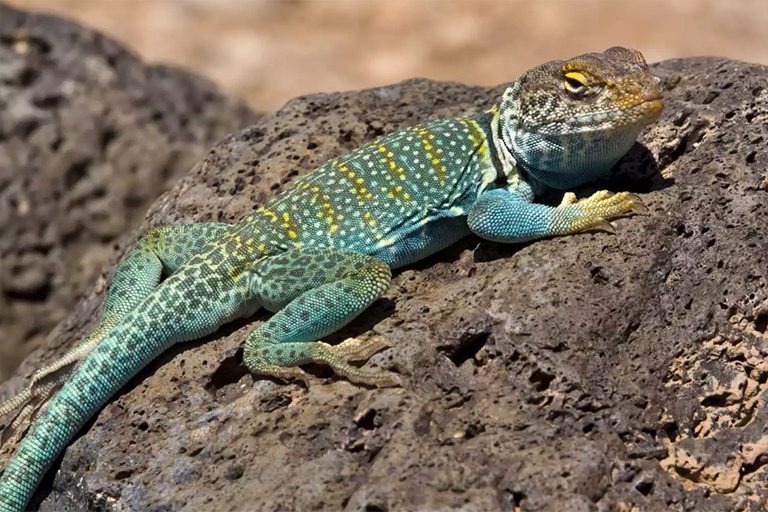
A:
594,218,617,235
628,194,649,214
295,372,312,391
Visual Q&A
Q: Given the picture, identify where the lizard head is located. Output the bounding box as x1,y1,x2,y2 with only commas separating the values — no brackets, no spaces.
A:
499,46,663,190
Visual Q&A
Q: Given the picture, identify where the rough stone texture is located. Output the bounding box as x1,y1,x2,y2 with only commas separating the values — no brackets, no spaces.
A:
0,3,261,380
2,56,768,511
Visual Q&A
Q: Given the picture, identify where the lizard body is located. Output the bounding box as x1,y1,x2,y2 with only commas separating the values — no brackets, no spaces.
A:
0,46,662,511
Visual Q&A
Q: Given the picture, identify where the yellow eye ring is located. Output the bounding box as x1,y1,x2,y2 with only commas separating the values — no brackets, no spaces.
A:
563,72,588,92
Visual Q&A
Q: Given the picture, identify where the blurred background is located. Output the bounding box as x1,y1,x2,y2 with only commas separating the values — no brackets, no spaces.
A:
7,0,768,111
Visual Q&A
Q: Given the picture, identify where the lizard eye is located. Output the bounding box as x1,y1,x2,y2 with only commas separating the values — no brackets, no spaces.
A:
563,72,587,93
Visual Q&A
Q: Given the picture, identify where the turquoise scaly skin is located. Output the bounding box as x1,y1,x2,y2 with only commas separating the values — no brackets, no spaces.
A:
0,46,662,510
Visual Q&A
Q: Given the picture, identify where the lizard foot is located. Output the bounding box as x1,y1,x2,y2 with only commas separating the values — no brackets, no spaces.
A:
245,337,401,388
311,338,403,388
0,331,104,424
553,190,646,235
254,364,312,389
328,336,390,361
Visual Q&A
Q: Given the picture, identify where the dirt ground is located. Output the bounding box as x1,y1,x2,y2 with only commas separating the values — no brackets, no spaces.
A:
7,0,768,111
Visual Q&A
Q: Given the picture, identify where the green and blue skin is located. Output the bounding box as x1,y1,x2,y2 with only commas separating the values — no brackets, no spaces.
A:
0,46,662,510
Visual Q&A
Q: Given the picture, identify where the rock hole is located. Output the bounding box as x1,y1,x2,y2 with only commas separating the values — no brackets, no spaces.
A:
672,110,690,126
634,478,654,496
364,504,387,512
529,368,556,392
207,349,249,390
64,158,91,188
114,469,134,480
742,454,768,477
446,332,490,367
747,151,757,164
50,136,63,152
225,463,245,480
464,422,485,440
754,311,768,333
34,91,65,109
660,136,688,166
355,409,377,430
14,118,39,138
100,127,118,153
662,421,679,442
703,91,719,104
18,67,39,86
675,224,692,238
3,279,52,303
701,393,730,407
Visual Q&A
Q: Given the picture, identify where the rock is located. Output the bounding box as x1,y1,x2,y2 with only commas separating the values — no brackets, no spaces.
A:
0,3,261,380
3,56,768,511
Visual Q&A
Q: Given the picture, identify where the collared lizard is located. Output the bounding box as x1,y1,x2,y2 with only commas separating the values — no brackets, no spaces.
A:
0,46,662,511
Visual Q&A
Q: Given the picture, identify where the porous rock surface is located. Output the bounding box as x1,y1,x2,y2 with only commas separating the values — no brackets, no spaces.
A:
0,3,260,379
2,56,768,511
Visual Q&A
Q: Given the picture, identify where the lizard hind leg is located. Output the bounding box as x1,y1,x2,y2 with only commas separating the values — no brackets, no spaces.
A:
0,324,111,424
0,222,232,432
244,247,401,387
0,382,58,445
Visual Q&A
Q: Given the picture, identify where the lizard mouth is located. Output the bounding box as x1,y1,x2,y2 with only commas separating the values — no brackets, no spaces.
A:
568,96,663,129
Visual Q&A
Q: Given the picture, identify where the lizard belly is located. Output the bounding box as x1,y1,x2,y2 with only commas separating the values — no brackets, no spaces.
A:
368,215,471,268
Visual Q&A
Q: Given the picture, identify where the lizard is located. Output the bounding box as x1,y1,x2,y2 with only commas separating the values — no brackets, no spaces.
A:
0,46,662,511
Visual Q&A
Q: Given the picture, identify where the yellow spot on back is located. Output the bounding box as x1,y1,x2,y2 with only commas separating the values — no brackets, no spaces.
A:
418,127,447,185
378,143,406,180
462,118,488,156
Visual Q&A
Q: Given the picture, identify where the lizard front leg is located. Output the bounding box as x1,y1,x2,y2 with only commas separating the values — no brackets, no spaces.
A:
467,187,643,243
244,247,400,387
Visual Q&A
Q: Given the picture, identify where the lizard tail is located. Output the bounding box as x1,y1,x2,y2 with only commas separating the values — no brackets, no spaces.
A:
0,322,172,512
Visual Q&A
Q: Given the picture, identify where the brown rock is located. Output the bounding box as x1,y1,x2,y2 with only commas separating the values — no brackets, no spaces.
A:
0,2,261,379
3,56,768,511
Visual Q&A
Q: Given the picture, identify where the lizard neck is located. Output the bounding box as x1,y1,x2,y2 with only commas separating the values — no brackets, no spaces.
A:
490,105,520,181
